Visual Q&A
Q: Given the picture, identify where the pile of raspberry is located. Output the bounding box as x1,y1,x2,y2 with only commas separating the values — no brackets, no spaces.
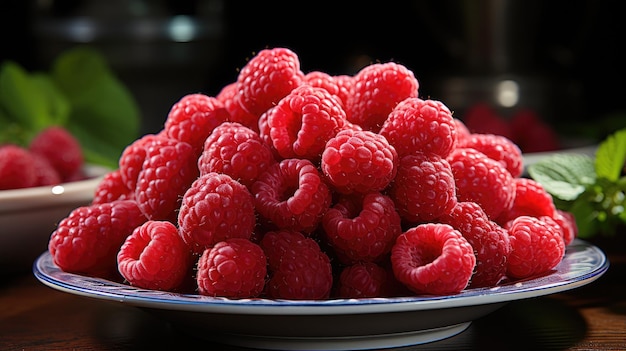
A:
48,47,576,299
0,126,85,190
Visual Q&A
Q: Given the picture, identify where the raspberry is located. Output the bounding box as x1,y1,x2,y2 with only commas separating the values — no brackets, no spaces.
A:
447,147,516,220
389,152,457,222
336,261,402,298
252,158,332,233
496,177,556,225
321,129,398,194
135,136,199,222
0,144,37,189
28,126,83,181
345,62,419,132
178,172,256,254
117,220,192,291
198,122,275,188
505,215,565,279
332,74,354,108
262,84,348,162
236,47,304,117
216,82,260,132
391,223,476,295
462,102,513,140
260,230,333,299
510,108,560,153
163,93,231,156
303,71,350,108
48,200,147,278
551,209,578,246
454,118,472,143
32,153,61,186
196,238,268,298
438,201,511,288
322,192,402,264
92,170,134,205
379,98,457,158
118,133,163,190
458,133,523,178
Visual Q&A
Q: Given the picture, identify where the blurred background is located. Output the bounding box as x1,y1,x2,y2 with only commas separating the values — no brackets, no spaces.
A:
1,0,624,149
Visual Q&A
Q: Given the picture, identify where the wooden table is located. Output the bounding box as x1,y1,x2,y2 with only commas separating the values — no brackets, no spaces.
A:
1,250,624,351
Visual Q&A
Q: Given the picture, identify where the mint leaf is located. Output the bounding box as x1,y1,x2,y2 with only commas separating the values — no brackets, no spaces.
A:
595,128,626,182
30,73,70,129
527,154,596,201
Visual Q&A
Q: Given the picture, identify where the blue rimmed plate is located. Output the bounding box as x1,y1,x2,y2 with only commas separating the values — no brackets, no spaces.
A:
34,239,608,351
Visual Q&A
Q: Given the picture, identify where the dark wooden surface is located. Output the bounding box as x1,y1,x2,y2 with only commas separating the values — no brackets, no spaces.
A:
1,250,624,351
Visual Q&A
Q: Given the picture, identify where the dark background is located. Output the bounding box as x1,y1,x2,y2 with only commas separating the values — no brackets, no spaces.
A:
1,0,624,140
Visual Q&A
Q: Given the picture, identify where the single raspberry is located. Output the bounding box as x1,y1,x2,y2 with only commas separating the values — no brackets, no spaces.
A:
0,144,37,189
92,169,134,205
438,201,511,288
48,200,147,278
198,122,275,188
260,230,333,300
32,152,62,186
321,129,398,194
303,71,350,108
332,74,354,109
262,84,348,162
118,133,163,191
28,126,83,181
178,172,256,254
135,136,199,222
163,93,231,157
251,158,332,234
505,215,565,280
379,98,457,158
196,238,267,298
496,177,556,225
391,223,476,295
458,133,523,178
462,102,513,140
236,47,304,117
322,192,402,264
447,148,515,220
389,152,457,222
216,82,260,132
336,262,404,298
345,62,419,132
551,209,577,246
117,220,193,291
454,118,472,143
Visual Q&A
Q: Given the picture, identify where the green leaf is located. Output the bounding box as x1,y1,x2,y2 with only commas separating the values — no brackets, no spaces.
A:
29,73,71,129
595,128,626,182
527,154,596,201
568,195,600,238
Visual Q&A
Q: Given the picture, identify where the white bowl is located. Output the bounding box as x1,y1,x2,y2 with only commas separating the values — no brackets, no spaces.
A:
0,164,109,275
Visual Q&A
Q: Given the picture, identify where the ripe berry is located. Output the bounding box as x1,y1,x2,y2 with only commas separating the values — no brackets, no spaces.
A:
29,126,84,181
0,144,37,189
458,133,523,178
336,262,402,298
496,177,556,225
92,169,134,205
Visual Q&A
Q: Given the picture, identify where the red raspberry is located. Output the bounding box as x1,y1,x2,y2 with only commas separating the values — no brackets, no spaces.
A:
322,192,402,264
28,126,83,181
164,93,231,157
198,122,275,189
458,133,523,178
345,62,419,132
389,152,457,222
510,108,560,153
438,201,511,288
48,200,147,278
321,129,398,194
462,102,513,140
551,209,578,246
336,262,404,298
196,238,267,298
260,230,333,300
454,118,472,143
135,136,199,222
118,133,163,190
391,223,476,295
379,98,457,158
505,215,565,280
251,158,332,234
0,144,37,189
216,82,260,132
447,148,516,220
236,47,304,117
117,220,193,291
32,153,61,186
92,169,134,205
496,177,556,225
332,74,354,109
178,173,256,254
303,71,350,108
262,85,348,162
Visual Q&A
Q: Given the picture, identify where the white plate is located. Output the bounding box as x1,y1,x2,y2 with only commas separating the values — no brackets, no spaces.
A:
0,165,108,274
34,239,608,350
